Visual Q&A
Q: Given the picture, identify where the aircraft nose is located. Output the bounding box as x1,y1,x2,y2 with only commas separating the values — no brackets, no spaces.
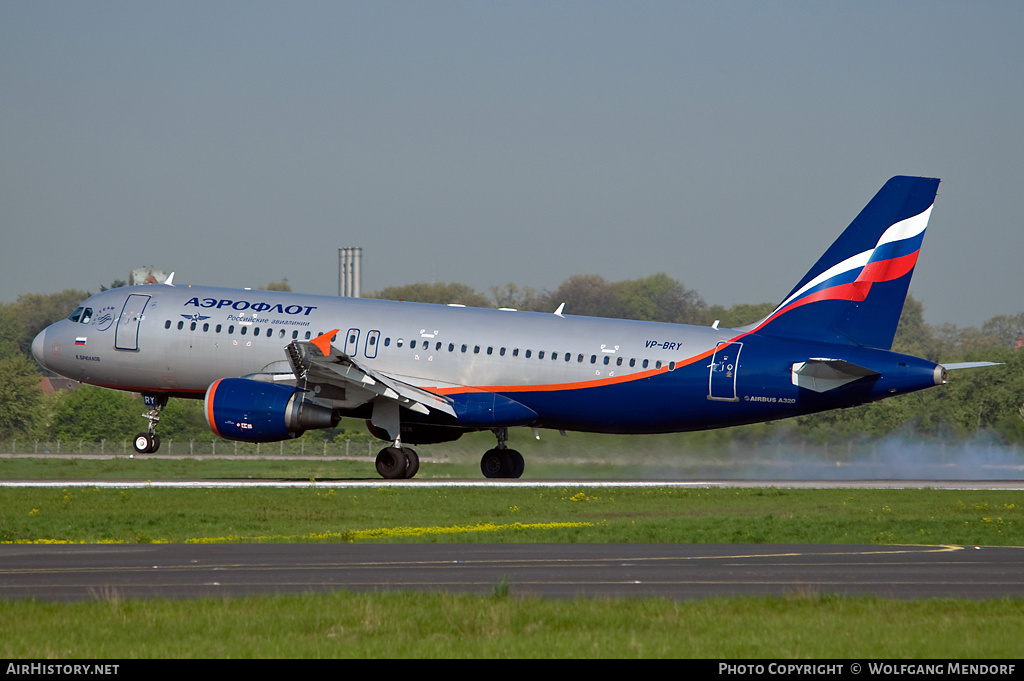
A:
31,328,46,364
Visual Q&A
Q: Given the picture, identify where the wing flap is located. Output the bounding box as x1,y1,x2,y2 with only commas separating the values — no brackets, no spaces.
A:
287,334,456,418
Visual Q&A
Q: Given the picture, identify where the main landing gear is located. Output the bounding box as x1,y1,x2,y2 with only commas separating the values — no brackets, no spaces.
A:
373,427,526,480
133,394,167,454
375,442,420,480
480,427,524,479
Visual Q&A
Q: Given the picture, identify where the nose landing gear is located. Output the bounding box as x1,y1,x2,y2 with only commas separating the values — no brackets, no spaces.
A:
133,394,167,454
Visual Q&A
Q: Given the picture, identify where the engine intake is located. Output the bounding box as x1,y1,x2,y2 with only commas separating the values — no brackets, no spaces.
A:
204,378,335,442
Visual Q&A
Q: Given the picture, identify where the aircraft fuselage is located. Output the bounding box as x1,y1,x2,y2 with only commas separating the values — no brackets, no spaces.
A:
33,284,942,436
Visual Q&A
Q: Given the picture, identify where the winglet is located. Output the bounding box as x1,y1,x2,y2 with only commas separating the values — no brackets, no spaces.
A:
164,272,175,286
311,329,339,356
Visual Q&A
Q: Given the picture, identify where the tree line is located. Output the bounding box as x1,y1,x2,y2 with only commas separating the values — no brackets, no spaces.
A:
1,275,1022,446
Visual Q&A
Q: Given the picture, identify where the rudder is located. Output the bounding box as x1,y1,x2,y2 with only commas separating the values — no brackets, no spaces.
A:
751,176,940,350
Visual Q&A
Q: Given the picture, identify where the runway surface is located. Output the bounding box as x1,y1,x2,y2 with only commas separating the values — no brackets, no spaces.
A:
3,543,1023,602
3,479,1024,489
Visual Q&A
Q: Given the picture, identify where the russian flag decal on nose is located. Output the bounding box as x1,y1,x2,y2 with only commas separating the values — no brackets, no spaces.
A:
75,337,87,346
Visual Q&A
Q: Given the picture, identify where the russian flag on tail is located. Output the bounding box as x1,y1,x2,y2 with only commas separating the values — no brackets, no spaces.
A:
751,176,940,350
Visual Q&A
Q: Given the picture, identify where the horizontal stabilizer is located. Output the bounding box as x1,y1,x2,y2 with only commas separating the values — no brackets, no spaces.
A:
941,361,1002,371
791,358,879,393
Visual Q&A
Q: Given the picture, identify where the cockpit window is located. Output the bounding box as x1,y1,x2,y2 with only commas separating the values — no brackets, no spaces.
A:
80,308,93,324
68,307,83,323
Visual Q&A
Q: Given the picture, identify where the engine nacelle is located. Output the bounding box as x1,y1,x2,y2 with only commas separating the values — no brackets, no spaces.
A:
204,378,335,442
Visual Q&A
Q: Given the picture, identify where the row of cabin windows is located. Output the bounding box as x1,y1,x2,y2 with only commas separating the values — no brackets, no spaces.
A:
163,321,670,370
393,337,668,370
165,319,313,340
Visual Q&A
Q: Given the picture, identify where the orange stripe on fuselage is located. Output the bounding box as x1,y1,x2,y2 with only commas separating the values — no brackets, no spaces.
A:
431,344,722,396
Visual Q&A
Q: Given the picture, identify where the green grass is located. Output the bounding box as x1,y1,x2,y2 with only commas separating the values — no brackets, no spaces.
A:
2,486,1022,545
3,452,1023,658
2,591,1022,658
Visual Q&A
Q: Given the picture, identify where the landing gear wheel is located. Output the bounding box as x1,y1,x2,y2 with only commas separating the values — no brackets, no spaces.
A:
401,447,420,479
481,448,510,479
149,434,160,453
376,446,408,480
133,433,154,454
507,449,524,479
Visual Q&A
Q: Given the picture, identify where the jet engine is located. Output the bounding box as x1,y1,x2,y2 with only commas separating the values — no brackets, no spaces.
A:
204,378,335,442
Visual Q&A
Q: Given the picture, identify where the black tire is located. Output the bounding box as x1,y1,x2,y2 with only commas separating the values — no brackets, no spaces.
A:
376,447,408,479
133,433,152,454
401,447,419,479
149,434,161,453
507,449,525,479
480,448,510,479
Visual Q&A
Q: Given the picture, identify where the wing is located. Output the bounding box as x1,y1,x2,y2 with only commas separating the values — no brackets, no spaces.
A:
285,329,456,418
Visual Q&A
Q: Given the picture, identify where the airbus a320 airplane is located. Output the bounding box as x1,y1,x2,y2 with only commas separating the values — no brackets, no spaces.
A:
31,176,994,479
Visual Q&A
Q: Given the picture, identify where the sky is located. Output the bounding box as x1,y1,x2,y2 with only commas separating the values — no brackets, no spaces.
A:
2,1,1021,327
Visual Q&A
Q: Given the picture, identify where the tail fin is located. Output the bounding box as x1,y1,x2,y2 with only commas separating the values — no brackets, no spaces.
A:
751,176,940,350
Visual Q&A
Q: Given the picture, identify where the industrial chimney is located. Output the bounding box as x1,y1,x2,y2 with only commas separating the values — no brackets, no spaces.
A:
338,247,362,297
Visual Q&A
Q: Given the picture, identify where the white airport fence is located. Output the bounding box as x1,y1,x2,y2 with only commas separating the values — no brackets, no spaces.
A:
0,438,381,457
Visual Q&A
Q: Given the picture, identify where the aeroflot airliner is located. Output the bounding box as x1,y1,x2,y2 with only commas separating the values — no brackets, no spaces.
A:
31,176,995,479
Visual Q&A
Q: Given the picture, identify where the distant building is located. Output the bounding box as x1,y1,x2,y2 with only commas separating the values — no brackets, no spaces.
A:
129,268,169,286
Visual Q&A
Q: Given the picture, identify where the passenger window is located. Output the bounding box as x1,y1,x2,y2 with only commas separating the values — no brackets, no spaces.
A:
449,343,455,352
228,325,235,334
241,327,247,335
397,339,404,347
305,332,311,340
436,342,441,351
616,357,622,366
177,321,184,330
538,351,545,359
266,328,273,337
411,340,417,349
603,356,609,365
655,361,662,369
474,346,480,354
203,323,210,332
513,348,519,357
164,320,171,329
629,358,636,367
500,348,506,356
590,355,596,364
217,325,222,333
461,344,467,353
643,359,649,368
578,354,584,363
487,347,493,355
292,330,298,339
